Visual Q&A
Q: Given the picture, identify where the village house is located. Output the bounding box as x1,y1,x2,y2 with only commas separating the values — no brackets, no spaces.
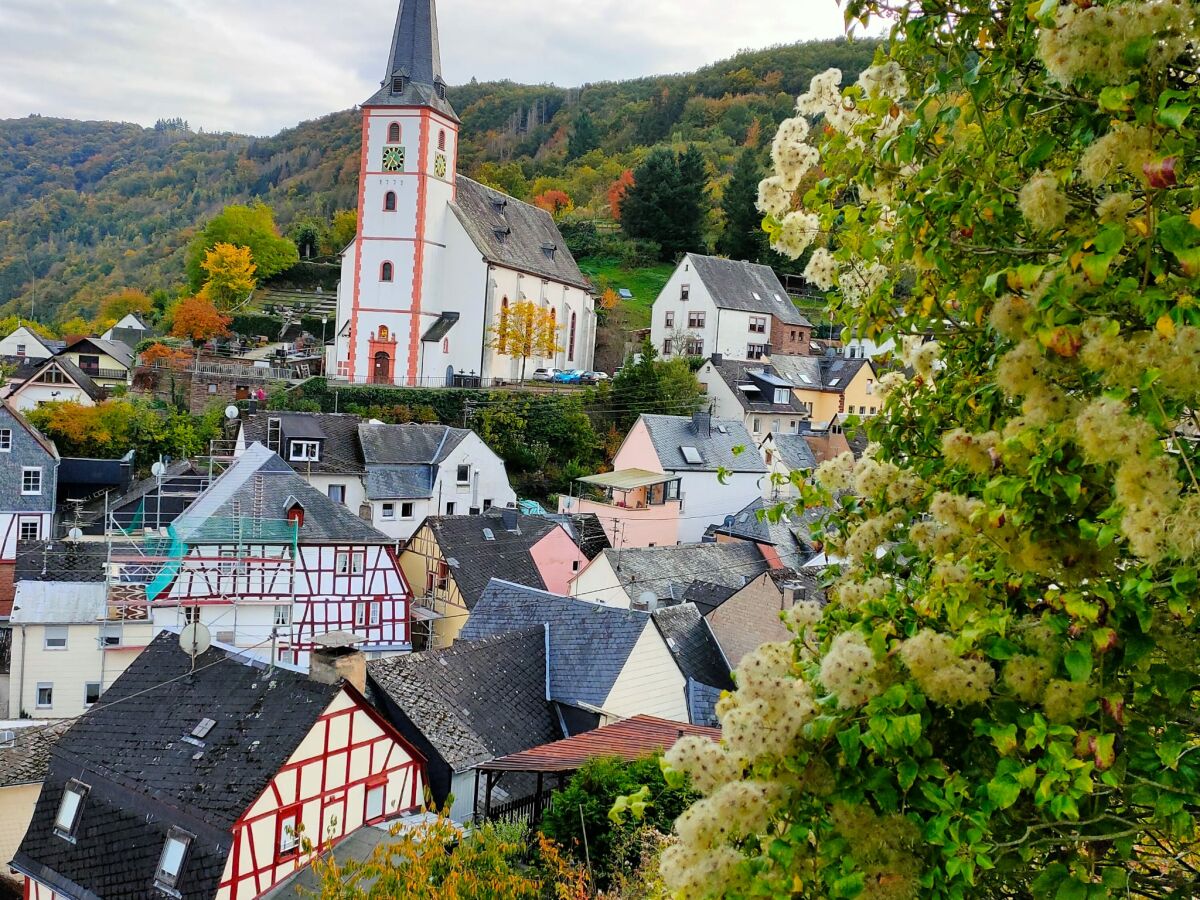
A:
696,356,812,440
758,430,819,499
559,411,767,547
5,356,106,412
398,508,587,648
327,0,596,387
57,337,134,390
0,326,60,366
568,541,772,608
0,722,68,895
703,569,825,667
367,628,561,821
100,312,152,348
703,496,815,569
460,580,731,731
769,353,879,426
13,632,426,900
0,402,59,620
649,253,813,362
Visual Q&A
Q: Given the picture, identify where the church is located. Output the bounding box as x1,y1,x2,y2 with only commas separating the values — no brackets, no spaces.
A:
328,0,597,386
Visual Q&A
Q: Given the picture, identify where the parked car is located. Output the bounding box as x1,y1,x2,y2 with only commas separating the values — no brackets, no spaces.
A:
580,371,609,384
551,369,586,384
531,367,562,381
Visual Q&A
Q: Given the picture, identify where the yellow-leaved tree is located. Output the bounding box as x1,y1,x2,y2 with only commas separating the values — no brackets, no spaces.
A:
487,299,562,381
198,242,256,310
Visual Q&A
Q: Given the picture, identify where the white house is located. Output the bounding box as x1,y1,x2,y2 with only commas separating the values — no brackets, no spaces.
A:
100,312,151,347
327,0,596,387
650,253,812,362
5,357,105,412
0,326,57,364
697,356,811,441
758,431,820,499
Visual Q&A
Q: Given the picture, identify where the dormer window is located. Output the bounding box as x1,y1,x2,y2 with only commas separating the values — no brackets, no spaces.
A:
287,504,305,528
155,827,194,895
434,80,447,100
54,779,89,841
392,75,408,93
774,388,790,404
289,440,320,462
541,241,557,259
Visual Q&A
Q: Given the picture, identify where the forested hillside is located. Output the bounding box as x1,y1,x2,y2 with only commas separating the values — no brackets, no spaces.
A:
0,37,877,324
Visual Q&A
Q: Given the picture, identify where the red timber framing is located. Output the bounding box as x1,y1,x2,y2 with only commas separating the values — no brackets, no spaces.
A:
218,685,426,900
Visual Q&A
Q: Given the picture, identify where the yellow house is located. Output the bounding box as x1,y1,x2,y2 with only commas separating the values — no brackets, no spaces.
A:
60,336,135,388
770,355,879,427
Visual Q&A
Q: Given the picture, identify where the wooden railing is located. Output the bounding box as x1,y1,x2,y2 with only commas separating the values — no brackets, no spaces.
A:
482,792,545,826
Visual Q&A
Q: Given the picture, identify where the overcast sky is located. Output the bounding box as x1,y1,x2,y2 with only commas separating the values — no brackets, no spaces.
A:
0,0,853,136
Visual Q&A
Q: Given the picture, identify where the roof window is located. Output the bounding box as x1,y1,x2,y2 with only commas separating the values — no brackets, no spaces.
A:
828,377,840,387
391,75,408,93
54,779,89,841
155,827,194,895
483,528,495,541
191,718,216,739
680,446,703,465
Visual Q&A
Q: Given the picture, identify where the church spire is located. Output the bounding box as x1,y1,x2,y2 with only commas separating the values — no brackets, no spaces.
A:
363,0,457,119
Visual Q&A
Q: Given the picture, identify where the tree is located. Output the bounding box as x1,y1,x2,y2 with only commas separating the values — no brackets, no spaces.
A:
716,149,769,262
57,316,91,338
95,288,153,331
327,210,358,254
607,169,635,223
532,189,573,218
620,147,707,260
486,299,562,381
184,202,297,291
0,315,55,339
198,242,257,310
287,217,324,259
170,296,231,347
655,2,1200,898
567,109,600,161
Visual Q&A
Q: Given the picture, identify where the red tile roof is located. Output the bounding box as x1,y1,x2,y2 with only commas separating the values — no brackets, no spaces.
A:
476,715,720,773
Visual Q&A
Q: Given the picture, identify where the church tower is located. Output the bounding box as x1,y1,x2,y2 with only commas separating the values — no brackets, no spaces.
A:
337,0,460,386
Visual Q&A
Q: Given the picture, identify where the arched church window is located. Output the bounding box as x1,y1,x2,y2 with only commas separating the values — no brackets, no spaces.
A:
388,122,401,143
384,191,397,212
498,297,509,354
380,262,394,282
568,312,577,361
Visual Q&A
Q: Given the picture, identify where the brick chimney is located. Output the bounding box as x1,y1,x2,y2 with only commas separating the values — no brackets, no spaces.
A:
309,631,366,693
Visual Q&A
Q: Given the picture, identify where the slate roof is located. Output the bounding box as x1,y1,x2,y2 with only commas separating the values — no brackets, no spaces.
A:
176,443,392,544
460,580,653,710
363,0,457,119
821,356,873,391
640,413,767,473
368,628,560,771
686,253,811,326
706,359,809,415
12,356,105,402
600,541,771,602
13,632,342,900
241,412,366,477
708,497,806,556
65,337,135,370
680,580,740,616
15,540,114,583
359,422,469,465
451,177,591,290
544,512,611,560
0,722,70,788
422,512,558,609
769,432,819,471
652,603,733,691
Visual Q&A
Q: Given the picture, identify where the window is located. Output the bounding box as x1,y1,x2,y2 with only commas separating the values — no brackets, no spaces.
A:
365,782,386,822
84,682,101,706
483,498,493,510
680,284,690,301
207,383,218,394
687,311,706,329
568,312,577,361
436,560,449,591
772,419,780,433
328,484,346,504
866,379,875,394
335,551,363,575
0,428,10,451
401,501,414,519
54,779,89,840
747,344,769,359
438,129,446,150
662,338,673,355
456,464,470,485
469,506,481,515
36,367,65,384
369,602,381,626
274,605,292,627
445,502,456,515
391,75,407,93
685,338,704,356
183,605,200,625
869,406,877,415
156,827,194,892
384,191,397,211
378,325,390,341
381,502,396,520
289,440,320,462
100,623,121,647
749,316,767,333
860,406,867,415
380,261,394,282
19,518,40,541
354,602,366,627
664,311,674,328
774,388,790,404
44,626,67,650
387,121,401,143
498,298,509,353
752,417,761,433
15,344,25,358
22,467,42,495
572,559,581,572
36,682,53,708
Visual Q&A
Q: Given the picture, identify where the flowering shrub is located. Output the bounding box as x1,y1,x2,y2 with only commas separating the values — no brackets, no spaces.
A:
657,1,1200,896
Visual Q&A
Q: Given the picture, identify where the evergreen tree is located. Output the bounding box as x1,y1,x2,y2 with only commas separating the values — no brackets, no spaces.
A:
567,109,599,161
675,144,708,254
717,148,769,262
621,146,708,261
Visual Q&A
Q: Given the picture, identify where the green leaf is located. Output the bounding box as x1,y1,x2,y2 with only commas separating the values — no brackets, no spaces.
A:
1064,645,1093,683
1123,34,1154,67
892,713,923,747
838,725,863,767
1157,103,1194,131
897,757,919,791
1098,82,1139,113
986,777,1021,809
1021,134,1057,168
991,723,1019,755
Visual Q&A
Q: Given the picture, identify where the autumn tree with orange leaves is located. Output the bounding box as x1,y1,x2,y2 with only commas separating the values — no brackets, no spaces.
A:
607,169,634,223
170,296,231,347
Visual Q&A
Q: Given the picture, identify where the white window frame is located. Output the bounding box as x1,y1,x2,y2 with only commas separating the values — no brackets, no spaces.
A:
369,601,381,626
84,681,101,707
328,484,346,504
0,428,11,452
54,779,89,839
456,464,470,485
335,551,350,575
774,388,790,404
288,440,320,462
445,501,456,515
401,501,415,519
354,602,366,627
21,466,42,496
19,517,40,541
381,502,396,520
155,827,194,892
15,343,25,358
274,605,292,627
365,783,386,822
36,682,53,708
44,626,68,650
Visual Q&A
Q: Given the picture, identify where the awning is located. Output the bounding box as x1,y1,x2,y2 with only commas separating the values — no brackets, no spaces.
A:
421,312,460,342
577,468,673,490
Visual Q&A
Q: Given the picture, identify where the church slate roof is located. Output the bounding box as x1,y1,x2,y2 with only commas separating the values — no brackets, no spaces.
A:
639,413,767,473
362,0,457,119
367,628,560,772
422,512,557,609
451,177,591,290
12,632,341,900
686,253,812,326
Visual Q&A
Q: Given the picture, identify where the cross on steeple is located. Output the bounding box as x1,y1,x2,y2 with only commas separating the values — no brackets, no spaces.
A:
363,0,457,119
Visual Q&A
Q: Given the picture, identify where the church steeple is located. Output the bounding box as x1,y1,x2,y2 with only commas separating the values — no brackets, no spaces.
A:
363,0,457,120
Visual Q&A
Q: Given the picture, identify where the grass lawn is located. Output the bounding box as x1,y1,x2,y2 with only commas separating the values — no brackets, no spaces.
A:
577,256,675,329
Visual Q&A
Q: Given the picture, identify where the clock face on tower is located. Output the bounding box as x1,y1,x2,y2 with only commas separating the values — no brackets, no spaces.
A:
434,152,447,178
382,145,405,172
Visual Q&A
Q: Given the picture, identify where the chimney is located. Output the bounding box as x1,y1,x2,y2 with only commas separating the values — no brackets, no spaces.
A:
309,631,366,693
691,409,712,436
710,353,723,366
500,507,519,532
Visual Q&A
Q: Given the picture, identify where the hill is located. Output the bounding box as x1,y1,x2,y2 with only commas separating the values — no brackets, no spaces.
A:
0,38,878,324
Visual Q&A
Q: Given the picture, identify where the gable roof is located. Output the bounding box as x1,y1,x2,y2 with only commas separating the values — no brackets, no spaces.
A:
706,359,809,415
4,325,58,356
1,399,59,458
768,432,819,471
451,177,590,290
11,356,105,402
685,253,811,326
543,512,611,560
241,412,366,477
420,512,558,609
63,336,135,370
708,497,806,555
358,422,469,465
368,628,560,772
176,443,392,544
651,603,733,692
595,541,771,602
13,632,342,900
639,413,767,473
460,580,654,710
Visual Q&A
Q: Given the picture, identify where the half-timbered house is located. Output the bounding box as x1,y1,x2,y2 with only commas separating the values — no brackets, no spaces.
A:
13,632,426,900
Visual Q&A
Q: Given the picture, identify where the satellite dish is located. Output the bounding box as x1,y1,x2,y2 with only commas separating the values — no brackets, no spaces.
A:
67,527,83,542
151,461,166,477
225,405,240,420
637,590,658,612
179,622,212,660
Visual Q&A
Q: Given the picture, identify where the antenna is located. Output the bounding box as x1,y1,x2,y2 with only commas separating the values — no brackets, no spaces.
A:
179,621,211,672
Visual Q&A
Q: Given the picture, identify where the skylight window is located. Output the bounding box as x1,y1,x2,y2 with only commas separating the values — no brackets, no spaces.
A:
751,292,761,301
680,446,703,465
483,528,495,541
54,779,89,841
828,378,841,387
155,827,194,894
191,718,216,739
716,425,728,434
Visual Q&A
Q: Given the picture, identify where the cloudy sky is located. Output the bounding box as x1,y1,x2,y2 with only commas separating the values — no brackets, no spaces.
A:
0,0,853,136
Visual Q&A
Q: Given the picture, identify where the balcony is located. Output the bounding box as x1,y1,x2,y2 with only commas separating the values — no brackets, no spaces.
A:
80,367,129,382
558,469,684,548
